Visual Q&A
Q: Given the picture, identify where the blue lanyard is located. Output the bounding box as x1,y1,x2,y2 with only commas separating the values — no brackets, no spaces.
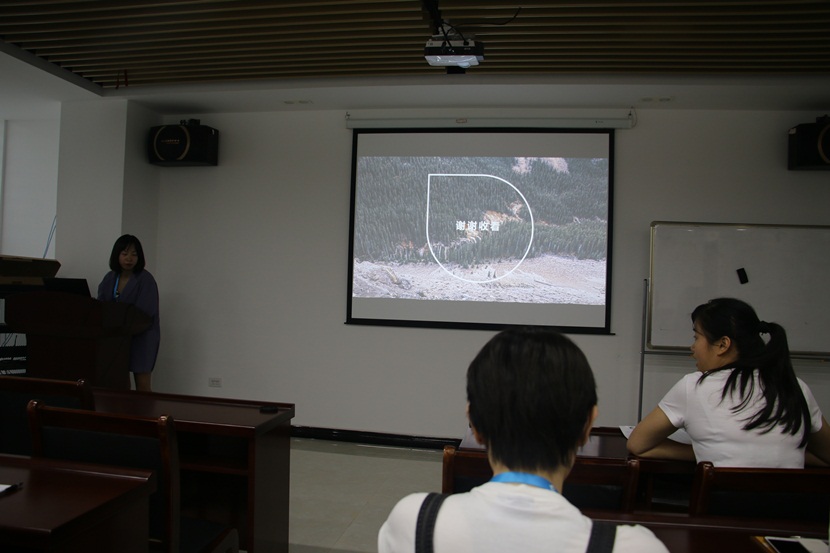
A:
490,471,558,492
113,275,121,299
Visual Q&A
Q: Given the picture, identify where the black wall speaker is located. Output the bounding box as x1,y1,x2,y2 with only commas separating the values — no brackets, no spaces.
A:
148,120,219,166
788,116,830,170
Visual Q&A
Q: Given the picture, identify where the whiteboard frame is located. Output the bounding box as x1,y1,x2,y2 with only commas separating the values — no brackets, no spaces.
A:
647,221,830,357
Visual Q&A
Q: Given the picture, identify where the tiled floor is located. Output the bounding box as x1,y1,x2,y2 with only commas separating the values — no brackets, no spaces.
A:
288,438,443,553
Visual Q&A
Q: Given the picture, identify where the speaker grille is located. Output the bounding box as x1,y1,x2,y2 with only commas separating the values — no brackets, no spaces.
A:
148,124,218,166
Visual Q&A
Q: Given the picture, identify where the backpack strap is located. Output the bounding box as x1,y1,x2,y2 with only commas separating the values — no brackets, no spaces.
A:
586,521,618,553
415,492,449,553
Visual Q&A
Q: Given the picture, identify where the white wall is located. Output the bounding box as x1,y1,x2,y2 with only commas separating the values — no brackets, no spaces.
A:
55,99,130,285
9,94,829,439
121,102,161,268
614,111,830,422
1,119,59,258
138,106,829,438
54,99,161,288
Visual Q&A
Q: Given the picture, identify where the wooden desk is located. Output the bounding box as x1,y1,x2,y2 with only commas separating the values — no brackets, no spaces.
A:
581,427,695,471
5,291,151,389
585,510,828,553
461,427,635,460
586,509,828,539
462,426,694,471
93,389,295,553
650,526,807,553
579,427,631,459
462,427,695,512
581,427,696,510
0,454,155,553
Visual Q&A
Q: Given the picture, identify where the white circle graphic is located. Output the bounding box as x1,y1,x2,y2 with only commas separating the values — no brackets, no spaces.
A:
425,173,534,283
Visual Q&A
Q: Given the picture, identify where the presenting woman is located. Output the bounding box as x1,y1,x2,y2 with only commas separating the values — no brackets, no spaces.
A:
97,234,160,392
628,297,830,468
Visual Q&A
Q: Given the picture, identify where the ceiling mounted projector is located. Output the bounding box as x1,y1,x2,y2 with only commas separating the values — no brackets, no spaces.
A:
424,38,484,68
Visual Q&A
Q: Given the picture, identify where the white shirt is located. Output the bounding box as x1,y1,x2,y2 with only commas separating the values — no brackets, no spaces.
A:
659,370,823,468
378,483,668,553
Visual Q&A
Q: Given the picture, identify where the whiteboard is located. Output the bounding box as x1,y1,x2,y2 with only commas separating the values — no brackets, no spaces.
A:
648,222,830,355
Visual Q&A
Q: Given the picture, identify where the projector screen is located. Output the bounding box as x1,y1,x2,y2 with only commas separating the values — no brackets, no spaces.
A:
347,128,614,333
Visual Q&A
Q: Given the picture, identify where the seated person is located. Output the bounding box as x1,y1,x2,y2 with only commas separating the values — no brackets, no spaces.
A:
628,297,830,468
378,327,668,553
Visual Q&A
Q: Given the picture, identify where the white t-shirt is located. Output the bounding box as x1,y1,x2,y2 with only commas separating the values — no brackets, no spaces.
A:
378,483,668,553
658,370,823,468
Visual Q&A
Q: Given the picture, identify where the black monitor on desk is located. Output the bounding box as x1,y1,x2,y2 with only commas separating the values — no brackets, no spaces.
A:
43,278,91,297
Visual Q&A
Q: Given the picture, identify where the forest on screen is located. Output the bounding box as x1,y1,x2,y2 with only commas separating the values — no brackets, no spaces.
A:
353,156,609,269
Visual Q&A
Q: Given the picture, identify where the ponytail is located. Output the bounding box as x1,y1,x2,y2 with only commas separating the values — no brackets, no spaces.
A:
736,322,811,447
694,298,812,447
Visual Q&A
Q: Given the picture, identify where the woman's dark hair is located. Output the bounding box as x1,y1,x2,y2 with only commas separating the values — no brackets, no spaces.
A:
693,297,812,447
466,327,597,472
108,234,146,273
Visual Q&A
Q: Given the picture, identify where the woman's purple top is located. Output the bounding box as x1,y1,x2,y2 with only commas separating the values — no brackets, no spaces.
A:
97,269,160,374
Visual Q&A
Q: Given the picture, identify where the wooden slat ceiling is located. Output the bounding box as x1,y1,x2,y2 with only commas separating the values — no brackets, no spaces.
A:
1,0,829,90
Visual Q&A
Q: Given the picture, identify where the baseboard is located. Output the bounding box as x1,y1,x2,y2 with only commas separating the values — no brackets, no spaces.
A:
291,425,460,451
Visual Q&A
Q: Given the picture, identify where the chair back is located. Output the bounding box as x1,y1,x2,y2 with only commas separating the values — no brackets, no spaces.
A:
442,445,641,512
0,376,93,455
564,457,640,512
689,461,830,522
442,445,493,494
27,400,180,551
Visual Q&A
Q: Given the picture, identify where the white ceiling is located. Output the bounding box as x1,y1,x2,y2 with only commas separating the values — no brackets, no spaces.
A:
3,48,830,122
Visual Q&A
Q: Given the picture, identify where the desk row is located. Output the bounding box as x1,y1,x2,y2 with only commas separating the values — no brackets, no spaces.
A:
0,375,295,553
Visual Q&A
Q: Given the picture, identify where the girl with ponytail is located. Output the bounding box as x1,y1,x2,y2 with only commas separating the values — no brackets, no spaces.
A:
628,298,830,467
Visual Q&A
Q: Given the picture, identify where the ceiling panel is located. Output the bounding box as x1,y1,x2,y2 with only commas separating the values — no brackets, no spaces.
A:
1,0,829,90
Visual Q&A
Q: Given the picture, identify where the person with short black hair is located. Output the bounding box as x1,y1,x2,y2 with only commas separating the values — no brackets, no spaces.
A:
97,234,160,392
628,297,830,467
378,327,668,553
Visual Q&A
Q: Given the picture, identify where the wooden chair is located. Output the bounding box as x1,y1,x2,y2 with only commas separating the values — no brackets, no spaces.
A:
442,445,641,512
565,457,641,512
689,461,830,522
442,445,493,494
0,375,94,455
27,400,239,553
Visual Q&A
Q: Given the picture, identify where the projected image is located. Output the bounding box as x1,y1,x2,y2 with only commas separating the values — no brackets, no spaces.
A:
347,129,613,332
352,158,606,305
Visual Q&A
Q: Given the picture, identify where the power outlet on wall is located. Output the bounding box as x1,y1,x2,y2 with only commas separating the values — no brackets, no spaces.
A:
208,377,222,388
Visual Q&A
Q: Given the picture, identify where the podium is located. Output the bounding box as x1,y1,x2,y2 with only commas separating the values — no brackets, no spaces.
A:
4,290,151,389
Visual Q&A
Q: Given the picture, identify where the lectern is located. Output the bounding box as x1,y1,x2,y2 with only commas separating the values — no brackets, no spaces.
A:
4,290,150,389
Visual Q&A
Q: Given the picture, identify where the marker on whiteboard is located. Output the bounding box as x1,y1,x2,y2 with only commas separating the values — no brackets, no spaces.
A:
737,268,749,284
